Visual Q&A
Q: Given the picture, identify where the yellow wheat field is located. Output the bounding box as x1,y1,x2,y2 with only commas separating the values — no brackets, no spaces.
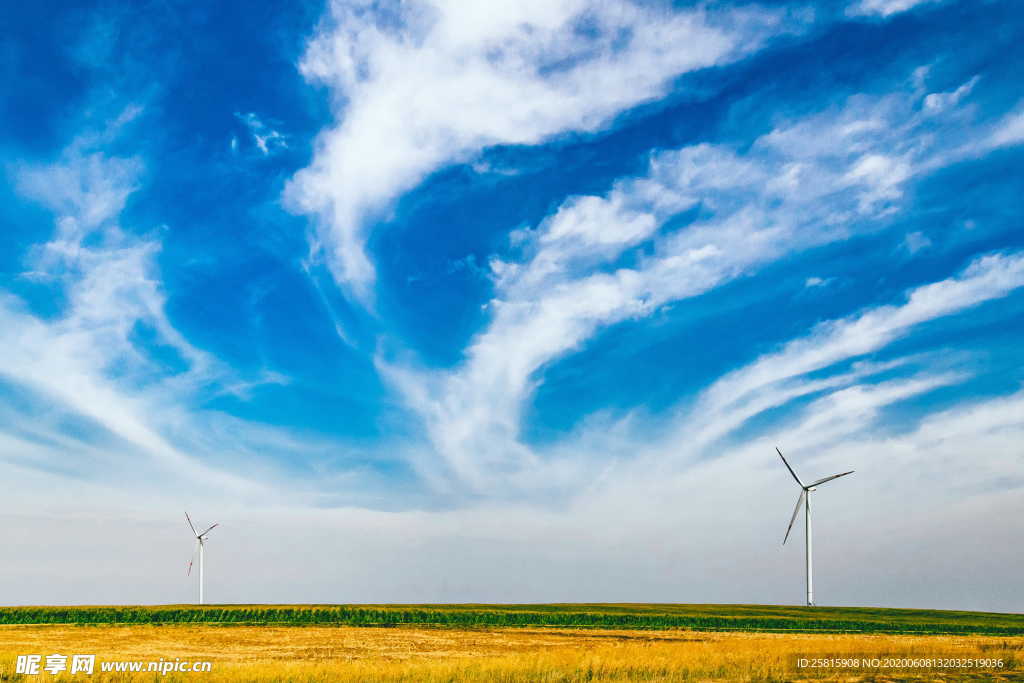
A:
1,624,1021,681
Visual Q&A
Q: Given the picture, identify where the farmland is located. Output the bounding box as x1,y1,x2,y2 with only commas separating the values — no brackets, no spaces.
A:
2,603,1023,636
0,605,1021,681
0,622,1022,682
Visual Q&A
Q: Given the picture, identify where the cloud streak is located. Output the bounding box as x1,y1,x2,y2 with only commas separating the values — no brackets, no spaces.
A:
385,74,1016,493
1,122,339,502
286,0,789,302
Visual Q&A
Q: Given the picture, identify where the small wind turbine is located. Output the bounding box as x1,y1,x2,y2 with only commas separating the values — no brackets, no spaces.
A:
185,512,219,605
776,447,853,607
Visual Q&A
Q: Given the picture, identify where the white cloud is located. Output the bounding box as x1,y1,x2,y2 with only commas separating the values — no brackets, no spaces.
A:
385,79,1006,493
692,251,1024,428
923,75,979,114
5,148,238,488
986,107,1024,150
235,112,288,156
16,152,141,235
846,0,942,18
608,250,1024,479
903,230,933,253
286,0,790,301
1,125,330,502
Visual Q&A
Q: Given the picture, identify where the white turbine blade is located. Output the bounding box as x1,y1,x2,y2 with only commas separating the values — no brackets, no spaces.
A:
187,541,198,576
776,447,804,488
808,470,854,488
199,523,219,537
185,512,198,537
783,490,805,545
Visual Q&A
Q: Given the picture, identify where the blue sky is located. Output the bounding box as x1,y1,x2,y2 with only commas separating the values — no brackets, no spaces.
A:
1,0,1023,609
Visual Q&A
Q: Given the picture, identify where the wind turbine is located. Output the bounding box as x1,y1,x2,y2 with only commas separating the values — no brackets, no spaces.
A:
185,512,219,605
776,447,853,607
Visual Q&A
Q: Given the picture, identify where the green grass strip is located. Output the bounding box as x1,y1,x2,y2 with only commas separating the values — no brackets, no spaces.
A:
1,604,1022,636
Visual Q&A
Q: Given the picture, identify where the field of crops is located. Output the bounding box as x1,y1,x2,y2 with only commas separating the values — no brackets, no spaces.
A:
1,603,1022,635
1,623,1022,682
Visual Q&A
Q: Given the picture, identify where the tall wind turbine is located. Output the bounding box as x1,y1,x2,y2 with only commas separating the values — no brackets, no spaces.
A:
185,512,219,605
776,447,853,607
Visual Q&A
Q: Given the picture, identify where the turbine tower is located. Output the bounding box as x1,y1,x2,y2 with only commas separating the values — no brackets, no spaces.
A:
775,447,853,607
185,512,219,605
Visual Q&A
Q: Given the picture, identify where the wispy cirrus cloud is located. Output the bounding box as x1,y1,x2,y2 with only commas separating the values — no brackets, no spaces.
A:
846,0,943,18
5,132,236,486
1,118,338,501
679,250,1024,459
383,72,1009,493
285,0,793,302
234,112,289,156
986,107,1024,151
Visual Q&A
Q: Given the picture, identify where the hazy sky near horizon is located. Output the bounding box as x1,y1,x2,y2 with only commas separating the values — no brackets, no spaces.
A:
1,0,1022,611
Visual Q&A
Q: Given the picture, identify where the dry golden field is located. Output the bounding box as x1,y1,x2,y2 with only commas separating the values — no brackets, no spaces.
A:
0,624,1022,682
